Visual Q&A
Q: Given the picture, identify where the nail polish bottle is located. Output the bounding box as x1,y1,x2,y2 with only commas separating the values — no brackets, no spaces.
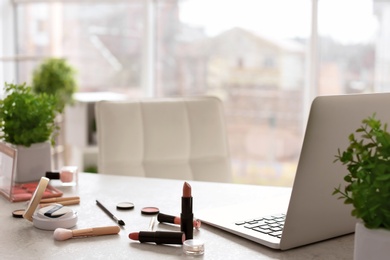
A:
46,166,78,186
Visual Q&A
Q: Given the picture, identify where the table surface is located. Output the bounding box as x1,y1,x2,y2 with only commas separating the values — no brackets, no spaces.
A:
0,173,354,259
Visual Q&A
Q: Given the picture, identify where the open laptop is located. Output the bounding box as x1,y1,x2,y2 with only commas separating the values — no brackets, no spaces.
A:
196,93,390,250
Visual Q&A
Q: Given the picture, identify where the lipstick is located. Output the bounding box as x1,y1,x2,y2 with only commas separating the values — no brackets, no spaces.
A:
157,213,201,229
181,182,193,240
128,231,185,245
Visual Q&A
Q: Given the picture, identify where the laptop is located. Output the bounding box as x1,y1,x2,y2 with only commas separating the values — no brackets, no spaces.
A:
196,93,390,250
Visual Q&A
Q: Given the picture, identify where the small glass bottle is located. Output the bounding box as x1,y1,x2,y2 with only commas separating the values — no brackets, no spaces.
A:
46,166,78,186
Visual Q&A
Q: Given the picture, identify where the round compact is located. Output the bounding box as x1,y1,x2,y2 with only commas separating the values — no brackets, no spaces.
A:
116,202,134,210
23,177,78,230
34,205,77,230
38,204,74,218
183,239,205,256
141,206,159,215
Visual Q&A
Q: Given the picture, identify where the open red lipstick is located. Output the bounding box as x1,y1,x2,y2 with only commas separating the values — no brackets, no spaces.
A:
157,213,201,229
128,231,185,245
181,182,193,240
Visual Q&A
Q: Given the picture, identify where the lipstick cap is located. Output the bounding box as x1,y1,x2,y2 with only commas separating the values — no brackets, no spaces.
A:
46,171,60,180
139,231,184,245
157,213,175,223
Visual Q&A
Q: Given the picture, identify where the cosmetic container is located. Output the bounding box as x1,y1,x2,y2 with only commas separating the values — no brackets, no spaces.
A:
46,166,78,186
183,239,205,256
23,177,78,230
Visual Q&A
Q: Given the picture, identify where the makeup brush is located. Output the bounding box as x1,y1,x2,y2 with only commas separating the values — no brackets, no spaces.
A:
96,200,125,226
53,226,120,241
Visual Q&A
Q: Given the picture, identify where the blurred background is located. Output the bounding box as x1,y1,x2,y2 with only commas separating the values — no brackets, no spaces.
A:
0,0,386,186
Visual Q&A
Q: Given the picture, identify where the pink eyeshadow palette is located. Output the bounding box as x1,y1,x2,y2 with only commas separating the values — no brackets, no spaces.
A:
1,182,63,202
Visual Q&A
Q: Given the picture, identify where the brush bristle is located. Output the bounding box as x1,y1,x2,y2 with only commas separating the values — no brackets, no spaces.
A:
53,228,73,241
118,220,125,226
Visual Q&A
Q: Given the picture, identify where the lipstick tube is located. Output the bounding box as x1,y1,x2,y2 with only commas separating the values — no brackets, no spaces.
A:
181,182,193,240
157,213,201,229
157,213,176,224
129,231,185,245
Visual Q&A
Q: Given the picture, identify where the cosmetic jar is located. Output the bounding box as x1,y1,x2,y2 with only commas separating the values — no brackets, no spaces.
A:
46,166,78,186
183,239,205,256
23,177,78,230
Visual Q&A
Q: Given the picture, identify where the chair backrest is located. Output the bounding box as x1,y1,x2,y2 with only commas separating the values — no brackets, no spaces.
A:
95,96,232,183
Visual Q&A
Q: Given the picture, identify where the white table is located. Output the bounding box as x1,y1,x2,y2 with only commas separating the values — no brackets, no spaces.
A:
0,173,354,259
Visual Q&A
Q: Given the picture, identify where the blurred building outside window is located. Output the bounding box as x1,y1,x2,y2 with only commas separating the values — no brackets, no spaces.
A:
0,0,383,186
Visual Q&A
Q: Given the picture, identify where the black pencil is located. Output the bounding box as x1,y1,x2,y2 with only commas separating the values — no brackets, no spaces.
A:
96,200,125,226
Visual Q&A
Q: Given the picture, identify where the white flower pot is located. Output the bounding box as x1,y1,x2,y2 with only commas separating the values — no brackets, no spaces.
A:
354,221,390,260
14,142,52,183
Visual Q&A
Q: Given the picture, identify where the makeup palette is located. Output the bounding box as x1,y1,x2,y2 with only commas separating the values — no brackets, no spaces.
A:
3,182,63,202
0,142,63,202
23,177,78,230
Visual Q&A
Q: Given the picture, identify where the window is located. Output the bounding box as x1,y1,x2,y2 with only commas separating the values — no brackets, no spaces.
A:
0,0,381,186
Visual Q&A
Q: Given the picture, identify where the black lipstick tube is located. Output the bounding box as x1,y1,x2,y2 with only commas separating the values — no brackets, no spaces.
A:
139,231,184,244
181,197,193,239
157,213,176,224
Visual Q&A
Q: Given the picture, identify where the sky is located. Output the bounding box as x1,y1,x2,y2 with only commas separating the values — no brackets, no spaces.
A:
179,0,379,44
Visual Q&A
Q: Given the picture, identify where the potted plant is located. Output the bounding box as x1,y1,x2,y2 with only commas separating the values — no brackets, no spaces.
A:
333,114,390,260
32,57,77,111
0,82,61,182
32,58,78,169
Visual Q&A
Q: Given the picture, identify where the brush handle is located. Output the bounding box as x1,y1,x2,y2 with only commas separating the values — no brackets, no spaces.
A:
40,196,80,203
40,199,80,208
72,226,120,237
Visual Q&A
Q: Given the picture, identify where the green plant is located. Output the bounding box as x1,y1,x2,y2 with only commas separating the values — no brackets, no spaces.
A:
84,165,98,174
32,57,77,110
333,114,390,229
0,82,61,147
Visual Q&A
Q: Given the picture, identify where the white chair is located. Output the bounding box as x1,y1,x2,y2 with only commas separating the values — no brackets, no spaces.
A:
95,96,232,183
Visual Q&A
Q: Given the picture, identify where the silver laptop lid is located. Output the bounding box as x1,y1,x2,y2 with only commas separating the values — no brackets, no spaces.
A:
197,93,390,250
280,93,390,249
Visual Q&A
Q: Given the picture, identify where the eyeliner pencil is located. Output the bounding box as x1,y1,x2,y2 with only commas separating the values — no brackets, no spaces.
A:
96,200,125,226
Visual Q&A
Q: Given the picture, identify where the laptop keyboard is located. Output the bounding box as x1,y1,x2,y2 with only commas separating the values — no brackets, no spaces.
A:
234,213,286,238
